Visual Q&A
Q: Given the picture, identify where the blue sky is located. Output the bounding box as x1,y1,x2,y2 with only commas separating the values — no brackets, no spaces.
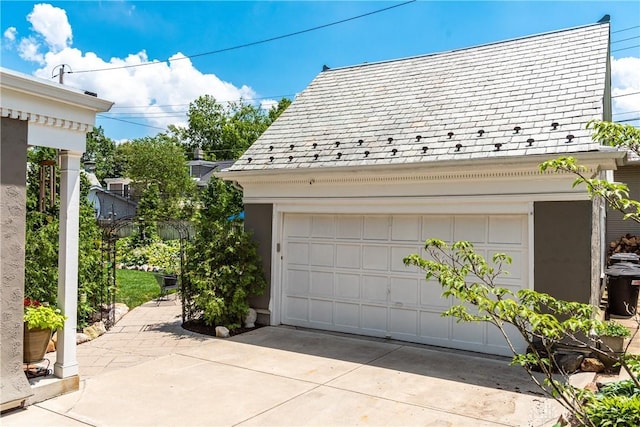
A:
2,1,639,141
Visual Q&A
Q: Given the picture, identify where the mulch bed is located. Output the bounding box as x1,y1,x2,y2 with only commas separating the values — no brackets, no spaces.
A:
182,319,265,337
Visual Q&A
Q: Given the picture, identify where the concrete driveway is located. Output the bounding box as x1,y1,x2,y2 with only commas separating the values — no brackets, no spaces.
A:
3,325,560,426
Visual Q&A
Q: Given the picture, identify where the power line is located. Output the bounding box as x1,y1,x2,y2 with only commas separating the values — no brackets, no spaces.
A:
614,110,640,116
611,35,640,44
102,113,188,118
98,115,167,131
109,93,297,110
617,117,640,123
611,44,640,53
69,1,416,75
612,91,640,99
612,25,640,34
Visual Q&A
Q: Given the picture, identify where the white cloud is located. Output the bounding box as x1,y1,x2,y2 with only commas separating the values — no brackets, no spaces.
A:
18,37,44,64
611,56,640,121
260,99,278,111
8,3,259,136
27,3,72,51
4,27,17,42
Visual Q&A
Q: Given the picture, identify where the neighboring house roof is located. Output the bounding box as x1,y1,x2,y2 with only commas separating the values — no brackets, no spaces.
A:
90,186,138,218
189,159,235,186
227,22,610,173
104,177,132,185
81,170,102,188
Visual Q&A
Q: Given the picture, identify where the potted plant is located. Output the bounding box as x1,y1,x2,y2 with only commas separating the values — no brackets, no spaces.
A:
23,298,66,363
597,320,631,353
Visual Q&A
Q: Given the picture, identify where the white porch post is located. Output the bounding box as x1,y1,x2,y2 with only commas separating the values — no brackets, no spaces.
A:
55,150,82,378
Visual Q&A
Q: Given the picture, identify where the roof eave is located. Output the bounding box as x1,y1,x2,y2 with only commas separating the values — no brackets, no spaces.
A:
218,150,626,182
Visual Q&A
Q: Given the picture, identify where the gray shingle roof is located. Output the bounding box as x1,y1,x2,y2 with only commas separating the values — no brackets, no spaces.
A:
229,22,610,172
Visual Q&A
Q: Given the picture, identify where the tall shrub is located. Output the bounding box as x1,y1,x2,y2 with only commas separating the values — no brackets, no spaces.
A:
186,178,265,329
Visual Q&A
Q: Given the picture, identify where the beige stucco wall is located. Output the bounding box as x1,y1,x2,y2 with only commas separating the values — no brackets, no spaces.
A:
0,117,32,408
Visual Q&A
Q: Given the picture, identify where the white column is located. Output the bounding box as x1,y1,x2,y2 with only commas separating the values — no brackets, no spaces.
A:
55,150,82,378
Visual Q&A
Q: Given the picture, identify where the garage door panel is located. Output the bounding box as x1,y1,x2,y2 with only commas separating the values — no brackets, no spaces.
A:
287,216,311,237
420,280,450,308
363,216,389,240
361,305,387,332
312,215,335,238
336,244,361,268
389,308,418,336
335,302,360,328
310,271,334,297
336,273,360,299
285,296,309,322
390,246,419,273
287,242,309,265
309,299,333,324
453,216,487,243
392,216,421,241
422,216,453,242
363,245,388,270
489,216,525,244
491,250,524,280
420,311,451,339
363,275,388,302
283,213,528,356
310,243,334,267
337,216,362,239
390,277,418,305
287,269,309,295
452,320,485,345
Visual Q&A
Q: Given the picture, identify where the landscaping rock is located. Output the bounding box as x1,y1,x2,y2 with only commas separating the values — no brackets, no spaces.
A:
581,358,605,373
76,333,91,344
113,303,129,323
584,382,599,393
83,325,100,339
215,326,230,338
244,308,257,328
554,351,584,374
93,321,107,336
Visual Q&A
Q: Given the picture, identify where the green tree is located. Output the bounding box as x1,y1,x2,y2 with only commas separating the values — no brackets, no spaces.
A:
185,177,265,329
118,134,195,216
84,126,125,183
171,95,291,160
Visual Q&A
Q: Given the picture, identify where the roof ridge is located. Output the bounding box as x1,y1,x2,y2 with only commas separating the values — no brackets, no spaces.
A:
323,20,609,73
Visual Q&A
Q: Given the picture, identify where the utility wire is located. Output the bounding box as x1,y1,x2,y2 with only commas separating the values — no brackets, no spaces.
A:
109,93,297,110
611,35,640,44
612,25,640,34
611,44,640,53
69,1,416,75
617,117,640,123
614,110,640,116
612,91,640,98
98,115,167,131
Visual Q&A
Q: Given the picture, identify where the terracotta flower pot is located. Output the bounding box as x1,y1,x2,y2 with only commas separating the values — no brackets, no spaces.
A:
23,326,52,363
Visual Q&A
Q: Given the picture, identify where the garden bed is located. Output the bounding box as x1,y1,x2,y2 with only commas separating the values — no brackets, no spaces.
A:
182,319,265,337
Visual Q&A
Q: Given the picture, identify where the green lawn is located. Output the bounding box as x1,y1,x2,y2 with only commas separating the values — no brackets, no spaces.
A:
115,269,161,309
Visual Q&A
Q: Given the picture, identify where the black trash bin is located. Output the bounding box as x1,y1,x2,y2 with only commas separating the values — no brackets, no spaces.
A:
610,253,640,265
605,262,640,316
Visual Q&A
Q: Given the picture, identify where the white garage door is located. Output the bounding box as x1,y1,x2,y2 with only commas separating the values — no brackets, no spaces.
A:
282,214,528,356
